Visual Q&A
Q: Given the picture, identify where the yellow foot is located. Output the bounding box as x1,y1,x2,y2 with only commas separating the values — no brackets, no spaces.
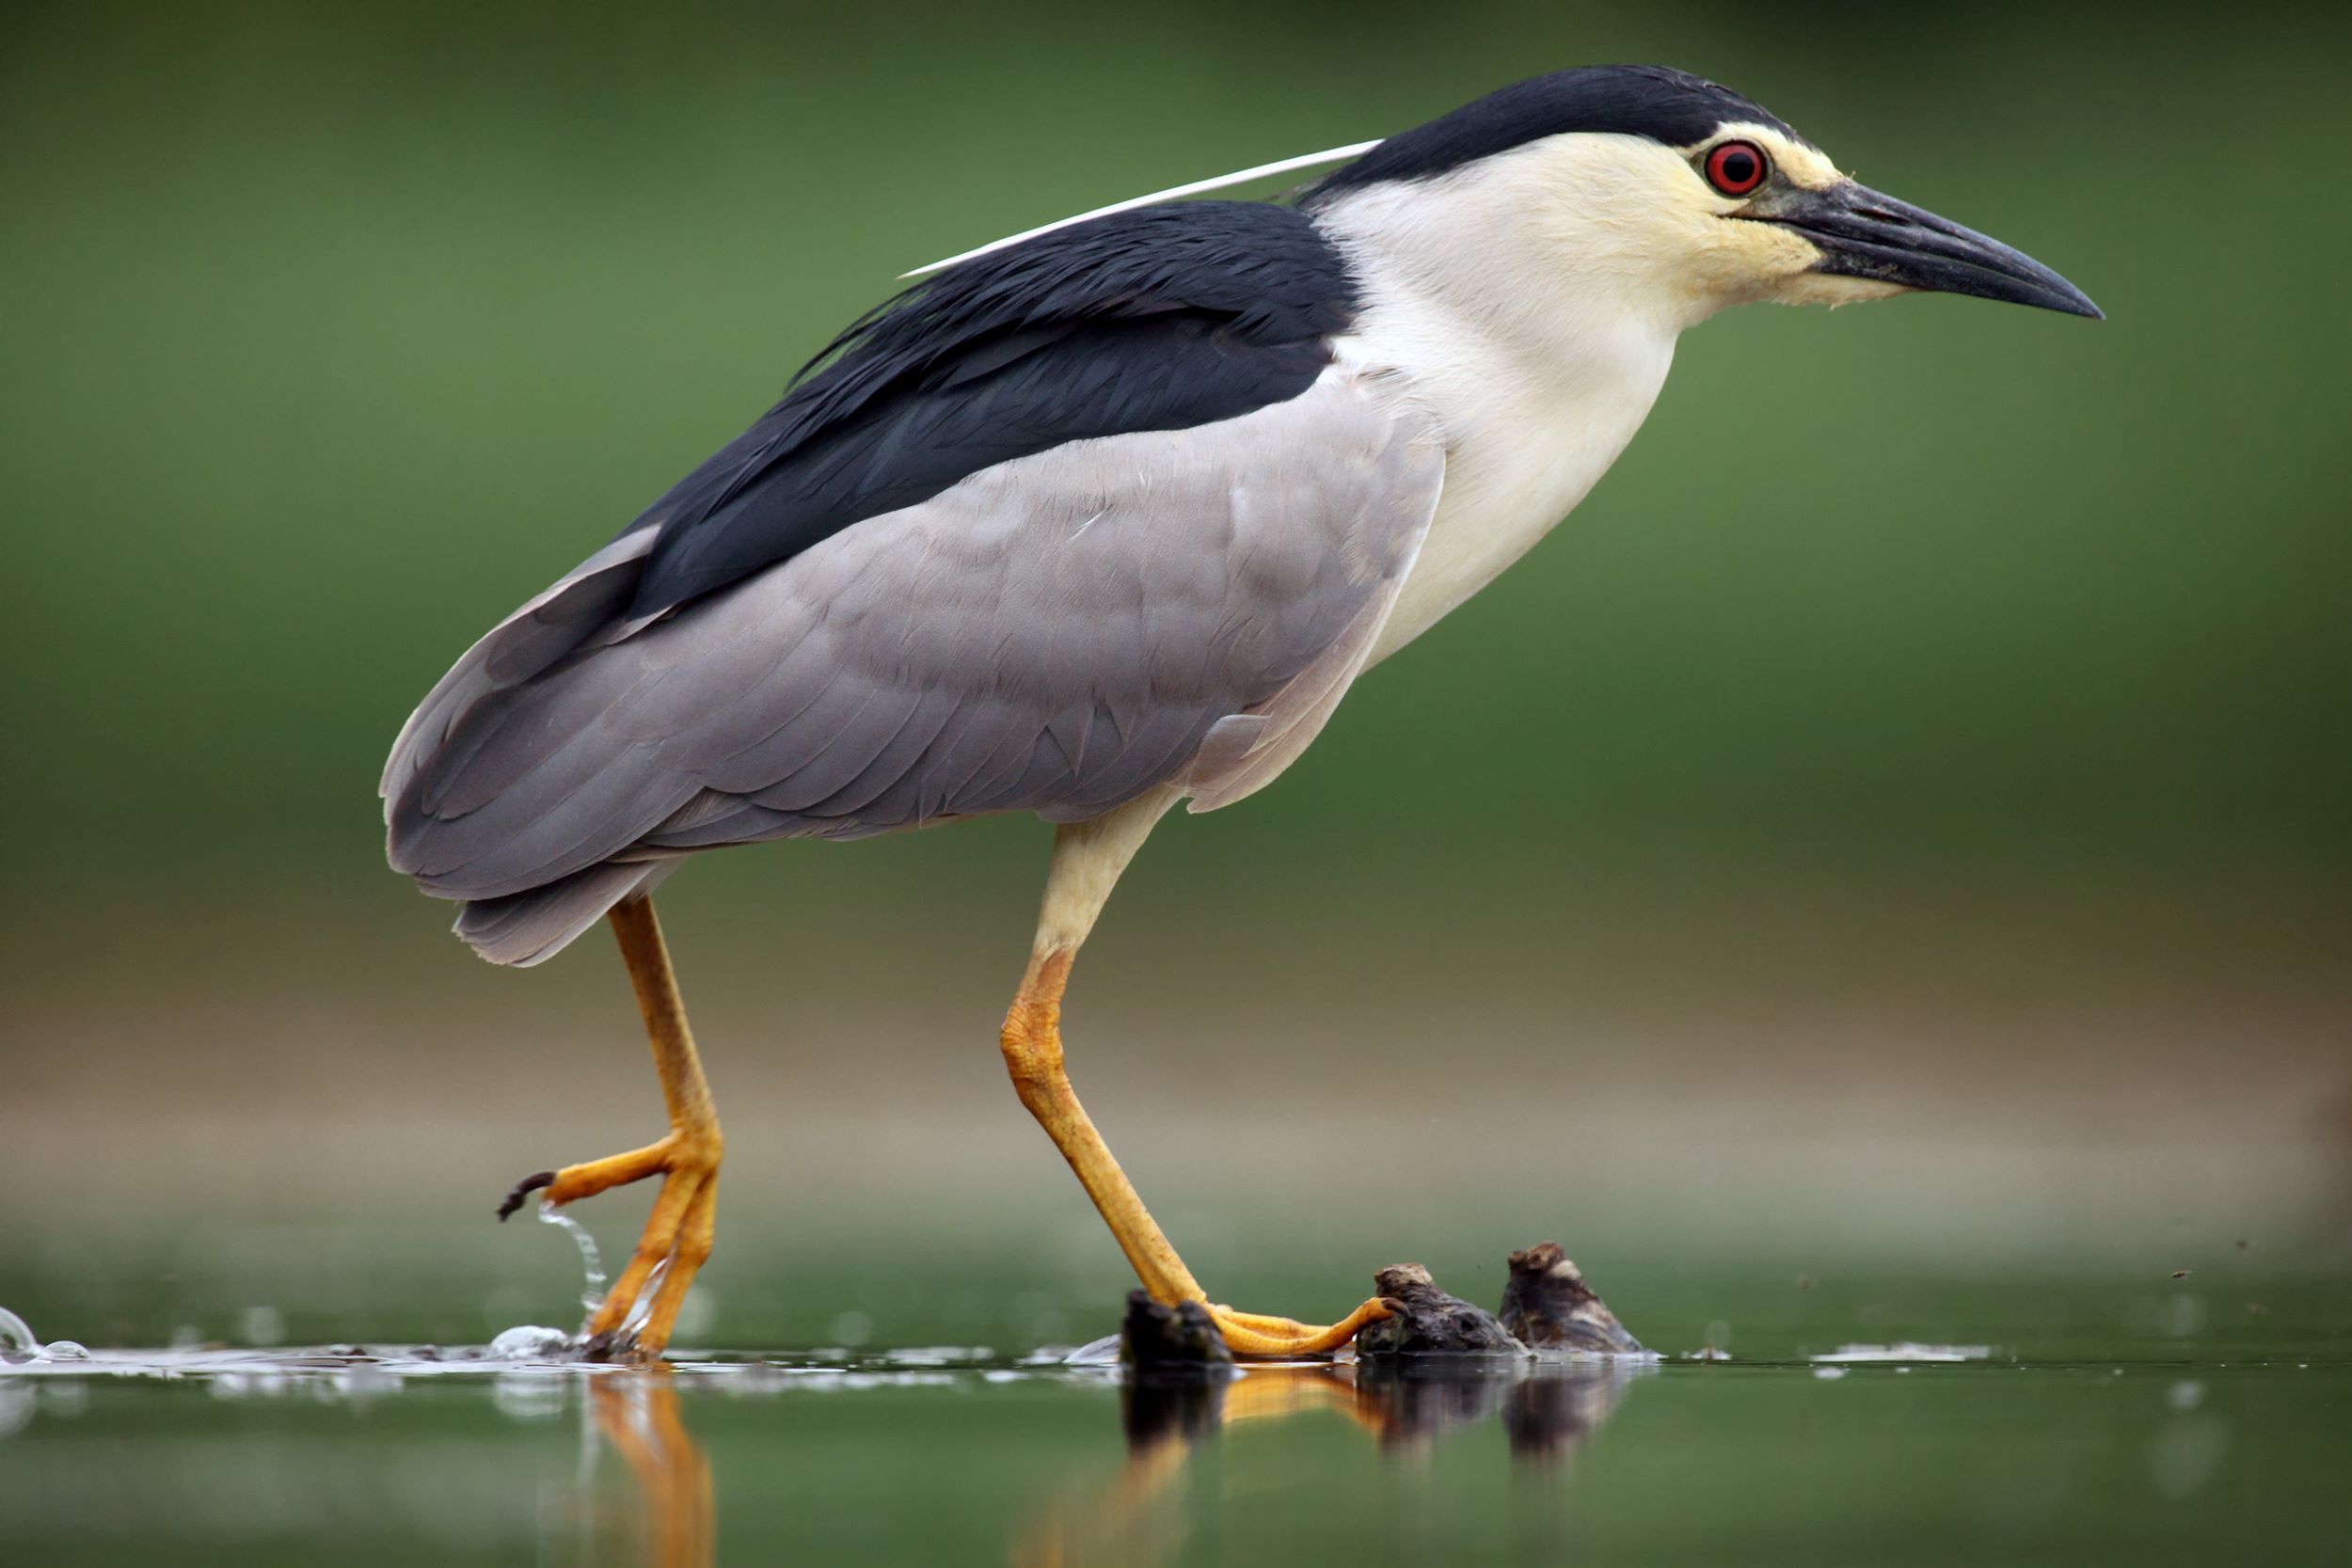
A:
496,1125,723,1362
1205,1297,1391,1357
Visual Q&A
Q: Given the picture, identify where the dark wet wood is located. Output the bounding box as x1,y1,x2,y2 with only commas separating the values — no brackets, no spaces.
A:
1117,1291,1232,1449
1497,1242,1645,1354
1118,1291,1233,1372
1353,1263,1521,1357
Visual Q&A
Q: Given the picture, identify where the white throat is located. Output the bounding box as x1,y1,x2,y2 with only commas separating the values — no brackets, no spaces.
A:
1309,135,1707,664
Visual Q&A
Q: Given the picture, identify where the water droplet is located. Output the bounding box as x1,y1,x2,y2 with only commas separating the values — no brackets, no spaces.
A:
617,1258,668,1339
828,1310,873,1349
237,1307,285,1347
488,1324,576,1361
0,1306,39,1364
535,1203,607,1315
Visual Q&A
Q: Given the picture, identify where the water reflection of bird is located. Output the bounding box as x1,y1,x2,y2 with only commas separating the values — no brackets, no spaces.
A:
383,67,2097,1359
579,1358,1642,1568
1023,1360,1646,1565
588,1377,712,1568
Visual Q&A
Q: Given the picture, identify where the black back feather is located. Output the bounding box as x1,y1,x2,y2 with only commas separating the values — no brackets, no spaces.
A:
617,200,1357,624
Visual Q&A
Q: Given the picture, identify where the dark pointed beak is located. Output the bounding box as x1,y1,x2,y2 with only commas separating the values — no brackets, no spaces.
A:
1753,181,2103,319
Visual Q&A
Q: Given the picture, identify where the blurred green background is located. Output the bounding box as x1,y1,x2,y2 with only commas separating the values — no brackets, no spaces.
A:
1,0,2346,1354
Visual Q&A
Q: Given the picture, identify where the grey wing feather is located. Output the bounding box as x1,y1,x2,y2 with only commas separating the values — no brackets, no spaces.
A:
379,526,657,805
385,371,1443,959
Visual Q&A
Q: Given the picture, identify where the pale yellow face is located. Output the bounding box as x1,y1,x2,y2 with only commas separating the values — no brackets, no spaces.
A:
1409,124,1909,334
1655,122,1902,312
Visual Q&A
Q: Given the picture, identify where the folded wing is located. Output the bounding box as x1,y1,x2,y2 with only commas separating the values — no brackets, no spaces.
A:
385,372,1441,963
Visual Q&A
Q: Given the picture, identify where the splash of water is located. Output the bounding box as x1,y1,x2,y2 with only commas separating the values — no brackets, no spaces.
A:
0,1306,38,1362
0,1307,88,1367
535,1200,607,1315
621,1259,667,1338
486,1324,576,1361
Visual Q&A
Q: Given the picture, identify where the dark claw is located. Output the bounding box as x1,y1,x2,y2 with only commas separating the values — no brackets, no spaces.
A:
496,1170,556,1221
581,1327,645,1364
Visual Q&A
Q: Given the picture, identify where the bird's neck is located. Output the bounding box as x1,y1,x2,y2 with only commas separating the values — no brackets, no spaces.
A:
1312,194,1684,664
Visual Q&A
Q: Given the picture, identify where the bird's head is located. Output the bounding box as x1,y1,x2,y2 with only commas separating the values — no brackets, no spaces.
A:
1306,66,2100,332
1639,115,2103,323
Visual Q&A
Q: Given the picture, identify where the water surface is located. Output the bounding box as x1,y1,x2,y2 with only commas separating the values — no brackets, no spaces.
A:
4,1325,2344,1566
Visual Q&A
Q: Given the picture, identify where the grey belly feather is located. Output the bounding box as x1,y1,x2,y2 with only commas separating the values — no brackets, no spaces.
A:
382,372,1442,964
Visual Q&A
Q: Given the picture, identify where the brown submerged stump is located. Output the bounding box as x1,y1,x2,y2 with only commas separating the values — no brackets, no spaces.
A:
1351,1246,1646,1359
1118,1291,1234,1372
1116,1291,1232,1450
1353,1263,1522,1357
1497,1243,1646,1354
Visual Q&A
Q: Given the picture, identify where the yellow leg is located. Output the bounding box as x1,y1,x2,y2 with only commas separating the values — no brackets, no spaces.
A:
999,793,1390,1358
497,895,722,1360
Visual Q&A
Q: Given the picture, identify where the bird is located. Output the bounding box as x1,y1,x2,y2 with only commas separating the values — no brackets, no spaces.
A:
382,65,2098,1361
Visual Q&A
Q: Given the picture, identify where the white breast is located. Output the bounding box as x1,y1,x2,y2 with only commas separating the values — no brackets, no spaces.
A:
1375,356,1674,664
1343,305,1677,667
1309,143,1689,668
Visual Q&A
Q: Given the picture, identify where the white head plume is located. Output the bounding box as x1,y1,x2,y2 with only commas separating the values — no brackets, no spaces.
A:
900,140,1382,278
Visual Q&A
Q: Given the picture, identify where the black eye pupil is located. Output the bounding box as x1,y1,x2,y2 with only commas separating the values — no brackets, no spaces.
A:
1724,153,1755,183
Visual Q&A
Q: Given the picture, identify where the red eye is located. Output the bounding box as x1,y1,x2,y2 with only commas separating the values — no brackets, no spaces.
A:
1704,140,1769,197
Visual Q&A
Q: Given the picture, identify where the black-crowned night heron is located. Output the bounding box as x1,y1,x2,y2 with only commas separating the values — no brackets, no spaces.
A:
383,66,2098,1360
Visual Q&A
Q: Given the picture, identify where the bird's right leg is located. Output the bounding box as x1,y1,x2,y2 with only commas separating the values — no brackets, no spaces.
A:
495,894,722,1361
998,791,1391,1357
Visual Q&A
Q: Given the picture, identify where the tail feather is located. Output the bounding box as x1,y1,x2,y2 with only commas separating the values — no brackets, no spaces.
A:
384,528,684,967
381,526,658,811
452,858,679,967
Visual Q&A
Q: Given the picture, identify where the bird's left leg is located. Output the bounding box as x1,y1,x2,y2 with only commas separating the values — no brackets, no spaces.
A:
999,790,1391,1357
495,895,721,1360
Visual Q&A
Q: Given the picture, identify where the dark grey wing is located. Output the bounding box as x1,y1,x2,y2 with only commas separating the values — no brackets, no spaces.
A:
385,372,1441,963
613,200,1359,627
